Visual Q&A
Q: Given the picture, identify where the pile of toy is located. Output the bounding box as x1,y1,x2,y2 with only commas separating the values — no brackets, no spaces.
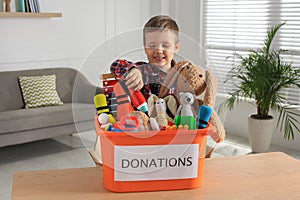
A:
94,60,225,143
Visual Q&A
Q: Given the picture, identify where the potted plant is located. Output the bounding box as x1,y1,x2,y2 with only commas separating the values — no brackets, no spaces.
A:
221,22,300,153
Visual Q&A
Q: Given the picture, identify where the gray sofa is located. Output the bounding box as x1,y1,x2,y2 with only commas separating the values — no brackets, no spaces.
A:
0,67,101,147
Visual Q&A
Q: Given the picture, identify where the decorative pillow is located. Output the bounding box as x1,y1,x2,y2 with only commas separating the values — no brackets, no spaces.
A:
18,74,63,108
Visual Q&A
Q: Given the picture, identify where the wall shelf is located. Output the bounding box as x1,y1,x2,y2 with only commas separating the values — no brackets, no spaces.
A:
0,12,62,18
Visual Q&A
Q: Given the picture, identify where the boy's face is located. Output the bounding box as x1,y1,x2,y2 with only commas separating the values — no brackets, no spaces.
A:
144,30,180,72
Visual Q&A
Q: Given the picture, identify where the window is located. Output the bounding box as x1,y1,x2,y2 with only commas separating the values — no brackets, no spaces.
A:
203,0,300,105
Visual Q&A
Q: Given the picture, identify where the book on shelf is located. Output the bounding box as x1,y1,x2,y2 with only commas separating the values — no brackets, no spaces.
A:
33,0,40,12
23,0,40,13
24,0,30,12
28,0,35,12
17,0,25,12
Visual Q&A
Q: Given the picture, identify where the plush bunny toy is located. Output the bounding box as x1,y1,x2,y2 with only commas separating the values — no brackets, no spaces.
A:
159,60,225,143
147,94,177,128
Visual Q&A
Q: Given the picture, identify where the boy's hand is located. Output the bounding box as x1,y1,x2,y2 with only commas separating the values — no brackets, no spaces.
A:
124,68,144,91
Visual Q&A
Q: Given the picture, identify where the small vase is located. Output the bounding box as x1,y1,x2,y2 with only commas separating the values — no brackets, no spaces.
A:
5,0,11,12
248,115,275,153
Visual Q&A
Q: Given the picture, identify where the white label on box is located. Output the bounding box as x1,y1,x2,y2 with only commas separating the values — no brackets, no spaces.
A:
114,144,199,181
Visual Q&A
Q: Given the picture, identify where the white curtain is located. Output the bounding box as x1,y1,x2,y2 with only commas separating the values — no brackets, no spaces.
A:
203,0,300,105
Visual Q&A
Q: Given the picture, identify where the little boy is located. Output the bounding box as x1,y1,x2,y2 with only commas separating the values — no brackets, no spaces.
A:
110,15,180,100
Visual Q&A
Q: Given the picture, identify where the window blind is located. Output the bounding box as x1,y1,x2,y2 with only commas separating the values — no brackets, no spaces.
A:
203,0,300,105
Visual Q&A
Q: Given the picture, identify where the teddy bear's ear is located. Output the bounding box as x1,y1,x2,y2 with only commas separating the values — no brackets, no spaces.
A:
164,95,178,117
159,61,191,98
159,67,178,98
147,94,158,117
204,70,217,107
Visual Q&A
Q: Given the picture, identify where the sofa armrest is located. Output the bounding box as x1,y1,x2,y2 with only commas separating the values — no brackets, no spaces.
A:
72,73,103,104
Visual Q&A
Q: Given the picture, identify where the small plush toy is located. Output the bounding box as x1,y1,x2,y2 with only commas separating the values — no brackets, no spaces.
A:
147,94,177,128
176,92,196,117
159,60,225,143
174,92,197,130
128,111,151,131
127,111,162,131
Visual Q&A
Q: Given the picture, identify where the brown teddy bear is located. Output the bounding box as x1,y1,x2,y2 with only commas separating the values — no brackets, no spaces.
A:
159,60,225,143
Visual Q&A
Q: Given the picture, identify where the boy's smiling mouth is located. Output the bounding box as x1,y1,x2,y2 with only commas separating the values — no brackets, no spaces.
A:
154,56,165,61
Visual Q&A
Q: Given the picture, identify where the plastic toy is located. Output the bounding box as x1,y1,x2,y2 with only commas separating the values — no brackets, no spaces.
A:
113,80,134,120
94,94,116,123
198,105,213,129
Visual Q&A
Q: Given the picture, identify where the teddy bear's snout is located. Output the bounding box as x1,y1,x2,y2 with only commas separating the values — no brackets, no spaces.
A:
187,97,191,102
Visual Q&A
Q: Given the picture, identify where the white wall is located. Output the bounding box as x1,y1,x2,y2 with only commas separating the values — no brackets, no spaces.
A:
0,0,151,83
0,0,100,70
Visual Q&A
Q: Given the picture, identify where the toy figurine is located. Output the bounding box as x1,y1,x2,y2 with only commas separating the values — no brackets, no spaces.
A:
174,92,197,130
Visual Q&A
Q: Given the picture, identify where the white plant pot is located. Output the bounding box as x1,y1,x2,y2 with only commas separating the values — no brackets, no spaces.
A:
248,115,275,153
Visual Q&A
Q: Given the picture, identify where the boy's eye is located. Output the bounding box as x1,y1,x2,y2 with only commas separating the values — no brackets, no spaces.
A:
162,44,171,48
146,43,156,48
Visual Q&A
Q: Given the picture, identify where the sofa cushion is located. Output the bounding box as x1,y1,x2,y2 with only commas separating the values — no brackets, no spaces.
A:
0,103,96,135
18,74,63,108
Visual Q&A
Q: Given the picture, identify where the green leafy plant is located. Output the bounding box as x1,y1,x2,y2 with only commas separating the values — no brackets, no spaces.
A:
221,22,300,140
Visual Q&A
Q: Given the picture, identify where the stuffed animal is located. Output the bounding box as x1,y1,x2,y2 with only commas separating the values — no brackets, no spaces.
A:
159,60,225,143
174,92,197,130
147,94,177,128
127,111,162,131
176,92,196,117
128,111,151,131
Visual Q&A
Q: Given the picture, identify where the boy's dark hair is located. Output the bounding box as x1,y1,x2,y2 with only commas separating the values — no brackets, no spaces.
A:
143,15,179,45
